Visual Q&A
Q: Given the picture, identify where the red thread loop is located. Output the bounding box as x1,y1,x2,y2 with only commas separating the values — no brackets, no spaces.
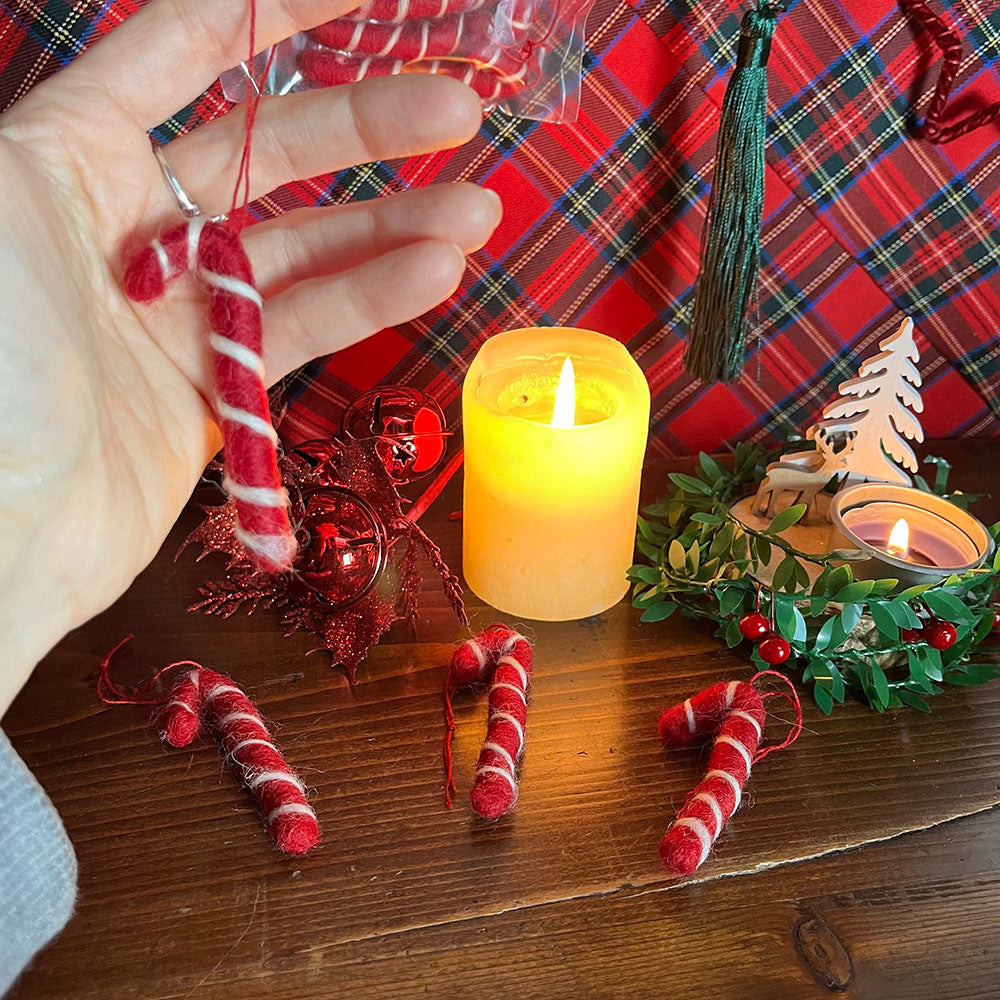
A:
899,0,1000,144
97,635,204,706
749,668,803,762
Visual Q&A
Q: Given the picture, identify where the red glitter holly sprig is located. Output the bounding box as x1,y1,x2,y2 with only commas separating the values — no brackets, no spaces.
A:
179,435,466,680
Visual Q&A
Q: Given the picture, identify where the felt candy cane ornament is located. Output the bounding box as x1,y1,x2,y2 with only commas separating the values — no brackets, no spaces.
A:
443,624,533,819
98,638,320,856
658,672,801,875
301,50,529,100
312,8,505,63
122,0,296,574
123,220,296,573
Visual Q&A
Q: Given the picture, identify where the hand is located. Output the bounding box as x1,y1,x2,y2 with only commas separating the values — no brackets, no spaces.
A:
0,0,499,713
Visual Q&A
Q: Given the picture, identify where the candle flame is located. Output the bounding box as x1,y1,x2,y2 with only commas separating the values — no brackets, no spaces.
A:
551,356,576,428
887,517,909,557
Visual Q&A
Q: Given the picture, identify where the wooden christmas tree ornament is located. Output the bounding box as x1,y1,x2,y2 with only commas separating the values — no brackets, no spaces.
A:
816,316,924,485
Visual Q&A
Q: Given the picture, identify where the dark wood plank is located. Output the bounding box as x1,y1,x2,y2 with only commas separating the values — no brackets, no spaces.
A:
6,439,999,998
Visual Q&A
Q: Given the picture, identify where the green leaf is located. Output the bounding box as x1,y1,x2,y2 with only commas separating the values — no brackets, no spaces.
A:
885,600,922,630
724,619,743,649
765,504,808,535
628,565,660,585
717,585,746,618
896,688,932,713
828,663,846,701
709,523,735,561
941,664,1000,685
870,664,890,709
640,601,677,623
922,590,975,624
896,582,933,602
833,580,875,603
691,512,722,525
840,602,863,634
632,589,662,609
686,542,700,574
869,601,900,641
815,615,837,652
924,455,951,494
668,539,686,572
635,537,661,562
775,597,808,643
668,472,712,495
772,555,799,593
753,536,773,565
697,452,726,484
813,682,834,715
824,565,853,598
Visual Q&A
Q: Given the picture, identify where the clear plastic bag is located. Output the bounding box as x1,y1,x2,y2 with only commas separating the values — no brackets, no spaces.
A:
221,0,596,123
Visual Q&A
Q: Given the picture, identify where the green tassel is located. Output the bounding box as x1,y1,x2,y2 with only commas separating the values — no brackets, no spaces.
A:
685,2,783,384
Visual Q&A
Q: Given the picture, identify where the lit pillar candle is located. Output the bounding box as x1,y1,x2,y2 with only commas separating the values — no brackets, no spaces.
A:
462,327,650,621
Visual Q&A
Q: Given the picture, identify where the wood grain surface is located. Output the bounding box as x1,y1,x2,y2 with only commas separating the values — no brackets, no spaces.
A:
5,439,1000,999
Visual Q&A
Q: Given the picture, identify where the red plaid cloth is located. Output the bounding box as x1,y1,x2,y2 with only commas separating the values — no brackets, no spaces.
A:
2,0,998,455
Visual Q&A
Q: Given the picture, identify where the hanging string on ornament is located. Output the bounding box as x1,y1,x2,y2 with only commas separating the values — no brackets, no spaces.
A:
121,0,295,574
658,670,802,875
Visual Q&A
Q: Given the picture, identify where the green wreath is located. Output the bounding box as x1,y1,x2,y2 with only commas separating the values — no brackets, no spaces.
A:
629,443,1000,713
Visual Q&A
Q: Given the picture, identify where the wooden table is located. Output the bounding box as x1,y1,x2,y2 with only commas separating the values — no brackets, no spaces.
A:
7,439,1000,1000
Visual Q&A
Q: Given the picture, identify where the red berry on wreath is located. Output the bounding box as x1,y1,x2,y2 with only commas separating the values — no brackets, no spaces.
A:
925,620,958,651
758,636,791,665
901,627,924,643
992,608,1000,632
738,612,771,641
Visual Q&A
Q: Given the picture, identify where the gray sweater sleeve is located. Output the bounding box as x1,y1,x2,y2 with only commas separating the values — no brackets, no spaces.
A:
0,730,77,996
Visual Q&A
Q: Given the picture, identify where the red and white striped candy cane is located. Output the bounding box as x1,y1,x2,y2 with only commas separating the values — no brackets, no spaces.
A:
444,624,533,819
160,667,320,855
658,672,801,875
346,0,491,23
123,219,296,574
312,8,506,63
301,49,529,100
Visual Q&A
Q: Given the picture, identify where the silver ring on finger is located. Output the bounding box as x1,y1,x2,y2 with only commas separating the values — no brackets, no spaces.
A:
153,143,227,223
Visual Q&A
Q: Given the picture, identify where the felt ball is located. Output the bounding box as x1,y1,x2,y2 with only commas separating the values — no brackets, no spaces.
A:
925,620,957,651
738,612,770,641
901,627,924,643
758,636,791,665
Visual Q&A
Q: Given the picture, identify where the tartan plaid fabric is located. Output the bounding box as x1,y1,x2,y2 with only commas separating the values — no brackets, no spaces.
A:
2,0,998,455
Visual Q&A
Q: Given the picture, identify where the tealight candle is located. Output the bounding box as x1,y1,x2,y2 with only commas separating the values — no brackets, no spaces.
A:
463,327,650,621
829,483,992,587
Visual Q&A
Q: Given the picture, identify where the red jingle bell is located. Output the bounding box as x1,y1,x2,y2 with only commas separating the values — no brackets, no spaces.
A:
924,619,958,651
290,487,388,607
738,612,771,641
758,635,791,665
341,386,448,483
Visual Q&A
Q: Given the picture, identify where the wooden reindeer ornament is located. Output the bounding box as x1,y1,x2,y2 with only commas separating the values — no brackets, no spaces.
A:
752,429,856,519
